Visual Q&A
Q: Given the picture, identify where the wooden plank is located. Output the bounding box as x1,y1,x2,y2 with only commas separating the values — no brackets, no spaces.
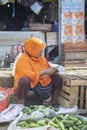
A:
60,62,87,67
71,80,87,86
46,32,58,46
67,75,87,80
61,60,86,64
66,70,87,76
79,86,85,109
62,43,87,52
86,87,87,109
63,75,87,86
65,67,87,70
62,85,70,93
63,76,71,86
61,51,87,61
73,75,87,80
60,91,69,100
57,96,70,108
63,48,87,52
62,46,87,52
69,86,79,107
29,23,53,31
70,75,81,79
63,75,80,86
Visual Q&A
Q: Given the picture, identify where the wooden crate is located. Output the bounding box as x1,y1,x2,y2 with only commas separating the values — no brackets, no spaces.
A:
46,32,58,46
61,51,87,61
57,75,87,109
61,43,87,67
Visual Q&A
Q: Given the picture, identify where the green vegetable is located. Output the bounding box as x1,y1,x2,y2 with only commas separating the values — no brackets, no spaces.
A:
76,120,82,125
61,119,74,126
76,116,86,124
23,107,32,115
81,125,87,130
59,122,65,130
48,120,58,128
69,115,78,122
72,125,80,130
29,123,39,128
52,117,60,124
69,127,73,130
17,121,28,128
37,119,46,126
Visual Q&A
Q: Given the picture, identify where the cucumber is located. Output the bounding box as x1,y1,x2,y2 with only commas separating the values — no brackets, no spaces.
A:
78,124,87,128
75,120,82,125
59,122,65,130
76,116,86,124
72,125,80,130
81,125,87,130
52,117,60,124
61,119,74,126
69,116,78,122
57,114,64,120
69,127,73,130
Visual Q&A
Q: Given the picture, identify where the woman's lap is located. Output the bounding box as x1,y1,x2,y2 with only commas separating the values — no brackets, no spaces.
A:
16,74,62,100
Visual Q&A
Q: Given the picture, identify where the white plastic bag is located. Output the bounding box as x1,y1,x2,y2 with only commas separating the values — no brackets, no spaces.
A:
48,62,66,75
0,104,24,123
56,105,78,115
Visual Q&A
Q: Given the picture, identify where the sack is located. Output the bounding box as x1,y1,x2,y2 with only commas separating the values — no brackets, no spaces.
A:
0,87,14,112
34,83,52,100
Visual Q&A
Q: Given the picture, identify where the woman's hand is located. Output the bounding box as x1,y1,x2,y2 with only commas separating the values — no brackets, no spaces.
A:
46,68,56,75
40,68,57,77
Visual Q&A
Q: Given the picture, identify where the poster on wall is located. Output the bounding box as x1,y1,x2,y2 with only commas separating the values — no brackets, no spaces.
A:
61,0,84,44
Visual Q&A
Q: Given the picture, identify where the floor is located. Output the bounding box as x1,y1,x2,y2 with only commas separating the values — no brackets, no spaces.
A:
0,123,9,130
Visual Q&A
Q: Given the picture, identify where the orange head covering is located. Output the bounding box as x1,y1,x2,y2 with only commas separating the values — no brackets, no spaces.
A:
24,37,46,57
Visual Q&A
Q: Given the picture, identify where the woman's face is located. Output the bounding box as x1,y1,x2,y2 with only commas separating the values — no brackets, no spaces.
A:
36,51,42,58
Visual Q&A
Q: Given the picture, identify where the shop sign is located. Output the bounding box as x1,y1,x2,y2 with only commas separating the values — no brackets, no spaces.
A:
61,0,84,44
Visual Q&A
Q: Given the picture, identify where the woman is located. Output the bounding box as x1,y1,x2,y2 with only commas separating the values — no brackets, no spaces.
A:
14,37,63,106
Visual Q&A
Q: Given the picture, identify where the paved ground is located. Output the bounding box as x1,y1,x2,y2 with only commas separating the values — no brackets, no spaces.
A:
0,123,9,130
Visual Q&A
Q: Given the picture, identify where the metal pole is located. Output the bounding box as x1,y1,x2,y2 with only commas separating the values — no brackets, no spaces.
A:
84,0,85,43
58,0,61,62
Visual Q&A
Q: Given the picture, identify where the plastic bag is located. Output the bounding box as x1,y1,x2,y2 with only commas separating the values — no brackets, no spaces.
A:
30,1,43,15
56,105,78,114
48,62,66,75
0,86,14,112
0,104,24,123
30,110,45,121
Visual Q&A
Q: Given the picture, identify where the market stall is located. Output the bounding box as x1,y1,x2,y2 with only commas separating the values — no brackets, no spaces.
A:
0,1,87,130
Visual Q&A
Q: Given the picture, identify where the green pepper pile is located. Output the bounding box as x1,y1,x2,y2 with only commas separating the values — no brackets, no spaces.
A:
17,106,87,130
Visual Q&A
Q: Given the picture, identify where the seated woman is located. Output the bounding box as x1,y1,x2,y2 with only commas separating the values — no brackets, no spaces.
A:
14,37,63,106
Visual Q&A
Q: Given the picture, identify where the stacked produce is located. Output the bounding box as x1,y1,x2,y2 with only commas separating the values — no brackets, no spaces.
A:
15,105,87,130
